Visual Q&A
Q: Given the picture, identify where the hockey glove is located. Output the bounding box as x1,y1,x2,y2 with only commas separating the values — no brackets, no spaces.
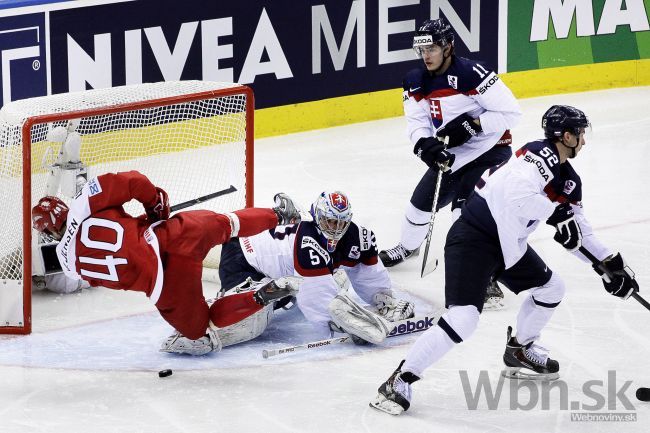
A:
413,137,455,171
435,113,482,148
146,187,170,222
593,253,639,300
272,192,301,225
546,202,582,252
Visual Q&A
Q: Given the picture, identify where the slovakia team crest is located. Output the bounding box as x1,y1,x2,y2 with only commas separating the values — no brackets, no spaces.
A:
329,192,349,211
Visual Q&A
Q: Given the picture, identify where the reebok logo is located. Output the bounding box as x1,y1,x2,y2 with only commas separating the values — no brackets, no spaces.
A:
388,316,435,336
307,340,331,349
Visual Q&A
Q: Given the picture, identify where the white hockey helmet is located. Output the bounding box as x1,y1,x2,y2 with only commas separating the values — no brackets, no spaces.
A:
310,191,353,250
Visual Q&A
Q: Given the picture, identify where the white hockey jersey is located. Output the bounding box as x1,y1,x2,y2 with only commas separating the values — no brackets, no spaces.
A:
402,56,521,171
238,221,392,333
470,139,611,268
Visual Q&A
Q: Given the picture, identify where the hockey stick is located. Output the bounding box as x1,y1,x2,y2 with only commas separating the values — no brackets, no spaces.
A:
578,246,650,311
420,137,449,278
262,312,441,359
170,185,237,212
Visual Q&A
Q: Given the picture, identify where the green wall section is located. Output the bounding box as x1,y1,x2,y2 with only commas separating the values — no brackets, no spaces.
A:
637,0,650,57
508,0,649,72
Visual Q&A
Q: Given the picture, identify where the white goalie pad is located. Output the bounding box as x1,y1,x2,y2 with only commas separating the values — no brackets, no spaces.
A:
328,294,390,344
217,304,274,347
160,332,216,356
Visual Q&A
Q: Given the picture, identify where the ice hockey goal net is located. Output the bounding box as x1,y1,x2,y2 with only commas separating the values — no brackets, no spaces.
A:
0,81,254,334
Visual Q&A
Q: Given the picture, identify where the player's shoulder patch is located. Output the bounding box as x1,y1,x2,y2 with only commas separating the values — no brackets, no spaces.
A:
450,57,496,93
86,177,102,196
560,162,583,201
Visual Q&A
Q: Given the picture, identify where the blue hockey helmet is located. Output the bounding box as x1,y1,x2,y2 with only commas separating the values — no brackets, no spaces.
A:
413,18,455,58
542,105,591,140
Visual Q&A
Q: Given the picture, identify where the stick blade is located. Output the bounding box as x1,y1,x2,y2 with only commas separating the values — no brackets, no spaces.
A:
420,258,438,278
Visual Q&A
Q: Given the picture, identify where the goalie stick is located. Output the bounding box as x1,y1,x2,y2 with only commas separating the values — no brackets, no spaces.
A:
420,136,449,278
262,312,442,359
170,185,237,212
578,246,650,311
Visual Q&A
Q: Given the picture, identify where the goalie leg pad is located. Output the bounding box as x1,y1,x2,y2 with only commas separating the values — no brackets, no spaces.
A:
328,294,391,344
216,304,274,347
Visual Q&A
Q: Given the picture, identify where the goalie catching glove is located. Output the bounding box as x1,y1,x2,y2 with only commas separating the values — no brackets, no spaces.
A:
435,112,482,148
272,192,301,225
546,202,581,252
146,187,170,222
593,253,639,300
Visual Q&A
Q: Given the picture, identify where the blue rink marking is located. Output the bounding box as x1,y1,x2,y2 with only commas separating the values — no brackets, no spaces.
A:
0,293,436,371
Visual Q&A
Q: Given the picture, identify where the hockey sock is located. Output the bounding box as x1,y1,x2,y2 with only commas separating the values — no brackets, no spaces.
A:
232,208,278,237
400,203,431,251
403,305,479,377
515,273,565,344
209,292,263,328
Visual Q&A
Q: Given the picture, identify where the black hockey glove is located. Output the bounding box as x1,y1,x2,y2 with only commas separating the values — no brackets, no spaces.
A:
435,113,482,148
593,253,639,300
272,192,301,225
413,137,455,171
546,202,582,252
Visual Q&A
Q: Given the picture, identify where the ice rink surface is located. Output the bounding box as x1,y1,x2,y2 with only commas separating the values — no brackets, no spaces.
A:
2,87,650,432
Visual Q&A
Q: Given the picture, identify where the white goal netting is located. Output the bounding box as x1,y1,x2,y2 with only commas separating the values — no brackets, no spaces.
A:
0,81,253,333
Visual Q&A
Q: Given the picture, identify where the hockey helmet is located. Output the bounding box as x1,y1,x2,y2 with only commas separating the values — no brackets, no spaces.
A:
310,191,353,251
32,196,69,239
413,18,455,58
542,105,591,140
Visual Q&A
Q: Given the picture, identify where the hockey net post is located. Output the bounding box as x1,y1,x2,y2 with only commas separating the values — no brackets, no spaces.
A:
0,81,254,335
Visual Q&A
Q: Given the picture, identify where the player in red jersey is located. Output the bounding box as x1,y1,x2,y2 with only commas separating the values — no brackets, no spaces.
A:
31,170,300,355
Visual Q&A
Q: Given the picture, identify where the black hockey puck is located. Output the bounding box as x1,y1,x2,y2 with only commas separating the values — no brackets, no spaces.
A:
158,369,173,378
636,387,650,402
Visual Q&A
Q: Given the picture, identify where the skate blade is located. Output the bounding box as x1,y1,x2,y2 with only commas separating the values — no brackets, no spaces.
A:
501,367,559,381
369,394,404,416
483,297,505,311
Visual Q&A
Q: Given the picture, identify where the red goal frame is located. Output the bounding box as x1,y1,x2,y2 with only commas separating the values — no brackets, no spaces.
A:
0,85,254,335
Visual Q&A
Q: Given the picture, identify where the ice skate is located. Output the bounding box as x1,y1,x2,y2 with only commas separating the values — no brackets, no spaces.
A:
379,244,419,267
370,360,420,415
502,326,559,381
483,280,505,310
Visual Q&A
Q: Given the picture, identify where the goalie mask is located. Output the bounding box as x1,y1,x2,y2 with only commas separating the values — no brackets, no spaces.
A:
310,191,353,252
32,196,69,240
